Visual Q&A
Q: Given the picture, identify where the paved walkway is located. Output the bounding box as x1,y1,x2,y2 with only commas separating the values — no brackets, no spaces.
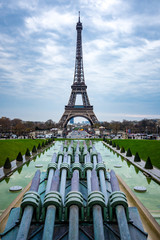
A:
103,141,160,184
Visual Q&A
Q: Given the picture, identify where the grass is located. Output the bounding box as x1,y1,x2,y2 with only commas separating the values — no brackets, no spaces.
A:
0,139,45,167
112,139,160,169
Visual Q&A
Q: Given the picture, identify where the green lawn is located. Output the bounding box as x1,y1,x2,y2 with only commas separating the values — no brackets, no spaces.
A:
0,139,45,167
112,139,160,169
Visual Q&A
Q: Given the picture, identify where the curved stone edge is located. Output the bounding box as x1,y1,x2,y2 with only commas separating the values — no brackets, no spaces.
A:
117,174,160,240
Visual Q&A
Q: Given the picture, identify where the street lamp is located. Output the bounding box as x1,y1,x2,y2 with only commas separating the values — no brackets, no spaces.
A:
157,125,159,135
145,126,148,135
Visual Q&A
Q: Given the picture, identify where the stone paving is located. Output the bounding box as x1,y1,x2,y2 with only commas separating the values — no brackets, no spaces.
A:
103,141,160,184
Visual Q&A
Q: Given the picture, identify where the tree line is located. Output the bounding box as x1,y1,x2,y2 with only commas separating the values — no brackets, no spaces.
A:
94,119,159,135
0,117,159,136
0,117,57,137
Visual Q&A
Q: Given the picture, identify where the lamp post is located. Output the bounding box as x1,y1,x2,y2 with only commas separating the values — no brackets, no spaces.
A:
145,126,148,135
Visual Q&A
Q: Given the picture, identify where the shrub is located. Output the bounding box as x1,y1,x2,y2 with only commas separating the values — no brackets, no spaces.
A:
126,148,132,157
134,152,141,162
25,148,31,157
113,142,116,148
116,144,120,150
144,157,153,169
42,142,45,147
120,146,125,153
109,140,112,145
4,157,11,169
37,143,41,150
16,152,23,161
32,145,37,153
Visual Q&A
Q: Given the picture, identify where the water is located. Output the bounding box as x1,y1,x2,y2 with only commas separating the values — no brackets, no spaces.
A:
0,140,160,225
95,141,160,224
0,142,62,215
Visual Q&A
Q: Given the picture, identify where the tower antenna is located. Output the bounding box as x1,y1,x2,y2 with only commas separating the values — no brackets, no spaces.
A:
78,11,80,22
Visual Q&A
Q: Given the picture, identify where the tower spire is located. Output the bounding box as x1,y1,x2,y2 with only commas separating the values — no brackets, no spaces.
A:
74,11,84,84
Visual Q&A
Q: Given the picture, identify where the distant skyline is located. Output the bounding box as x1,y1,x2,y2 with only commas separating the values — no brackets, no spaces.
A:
0,0,160,123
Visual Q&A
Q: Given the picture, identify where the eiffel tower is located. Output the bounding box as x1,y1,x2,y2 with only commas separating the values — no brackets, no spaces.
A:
59,13,98,128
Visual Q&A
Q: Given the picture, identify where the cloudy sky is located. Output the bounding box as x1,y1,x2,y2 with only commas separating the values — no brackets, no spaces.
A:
0,0,160,123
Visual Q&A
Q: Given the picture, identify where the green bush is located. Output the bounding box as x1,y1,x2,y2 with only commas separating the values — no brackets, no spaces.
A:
120,146,125,153
42,142,45,147
32,145,37,153
37,143,41,150
116,144,120,150
113,142,116,148
16,152,23,161
134,152,141,162
25,148,31,157
144,157,153,169
126,148,132,157
109,140,112,145
4,157,11,169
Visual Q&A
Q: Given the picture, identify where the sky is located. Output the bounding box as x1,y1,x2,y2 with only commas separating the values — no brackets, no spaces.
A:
0,0,160,123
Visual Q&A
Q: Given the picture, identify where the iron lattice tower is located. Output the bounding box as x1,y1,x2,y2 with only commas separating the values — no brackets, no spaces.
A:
59,13,98,128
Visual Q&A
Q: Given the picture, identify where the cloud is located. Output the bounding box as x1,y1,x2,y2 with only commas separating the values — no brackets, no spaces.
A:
80,0,128,15
25,9,76,34
17,0,39,11
0,0,159,122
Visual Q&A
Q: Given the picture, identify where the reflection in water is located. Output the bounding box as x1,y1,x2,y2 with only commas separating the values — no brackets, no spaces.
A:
4,177,10,184
126,161,131,168
146,177,152,185
134,166,139,174
120,156,124,162
33,156,37,161
18,166,23,174
26,161,30,167
116,153,119,158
